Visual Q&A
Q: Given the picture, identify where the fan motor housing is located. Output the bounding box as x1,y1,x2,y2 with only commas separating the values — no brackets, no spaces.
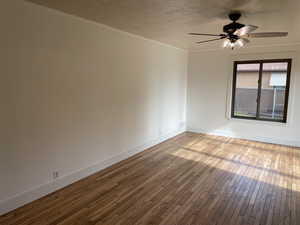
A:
223,22,245,34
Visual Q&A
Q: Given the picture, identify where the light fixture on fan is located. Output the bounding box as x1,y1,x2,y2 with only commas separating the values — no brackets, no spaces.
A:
223,37,248,49
189,12,288,49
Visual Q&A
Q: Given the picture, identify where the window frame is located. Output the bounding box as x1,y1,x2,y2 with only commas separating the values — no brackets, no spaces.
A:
231,58,292,123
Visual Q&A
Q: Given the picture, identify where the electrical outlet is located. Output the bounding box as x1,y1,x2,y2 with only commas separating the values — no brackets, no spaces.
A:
53,171,59,179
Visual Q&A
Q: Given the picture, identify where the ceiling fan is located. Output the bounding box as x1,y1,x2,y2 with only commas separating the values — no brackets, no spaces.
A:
189,12,288,49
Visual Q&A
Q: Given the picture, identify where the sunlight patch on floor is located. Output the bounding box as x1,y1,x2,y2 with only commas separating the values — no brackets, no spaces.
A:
170,146,299,192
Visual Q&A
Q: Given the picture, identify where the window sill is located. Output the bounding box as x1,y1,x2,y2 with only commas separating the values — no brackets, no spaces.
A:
227,116,290,127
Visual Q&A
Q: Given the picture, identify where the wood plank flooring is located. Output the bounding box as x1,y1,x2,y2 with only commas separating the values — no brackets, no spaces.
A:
1,132,300,225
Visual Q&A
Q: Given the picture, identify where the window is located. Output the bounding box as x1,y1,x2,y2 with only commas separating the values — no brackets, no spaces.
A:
231,59,292,123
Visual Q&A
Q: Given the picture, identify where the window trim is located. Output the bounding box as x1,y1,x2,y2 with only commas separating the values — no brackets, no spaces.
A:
231,58,292,123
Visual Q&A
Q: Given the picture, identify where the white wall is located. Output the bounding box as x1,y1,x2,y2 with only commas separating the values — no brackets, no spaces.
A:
0,0,187,214
187,45,300,146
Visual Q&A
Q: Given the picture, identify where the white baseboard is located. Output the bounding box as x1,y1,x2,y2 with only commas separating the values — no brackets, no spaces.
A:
0,128,185,216
187,128,300,147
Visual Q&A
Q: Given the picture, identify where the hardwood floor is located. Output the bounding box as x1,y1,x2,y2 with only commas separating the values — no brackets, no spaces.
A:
1,132,300,225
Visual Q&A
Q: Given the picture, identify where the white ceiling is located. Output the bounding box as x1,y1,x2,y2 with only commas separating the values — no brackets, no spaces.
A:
27,0,300,51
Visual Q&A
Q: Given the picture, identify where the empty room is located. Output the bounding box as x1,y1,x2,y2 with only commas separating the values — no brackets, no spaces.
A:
1,0,300,224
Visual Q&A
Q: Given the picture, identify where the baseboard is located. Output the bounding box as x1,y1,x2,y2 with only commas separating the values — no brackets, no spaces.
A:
0,128,185,216
187,128,300,147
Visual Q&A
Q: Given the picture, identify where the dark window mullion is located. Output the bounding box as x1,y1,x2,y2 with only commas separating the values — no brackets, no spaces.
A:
231,62,238,118
282,59,292,123
256,62,263,119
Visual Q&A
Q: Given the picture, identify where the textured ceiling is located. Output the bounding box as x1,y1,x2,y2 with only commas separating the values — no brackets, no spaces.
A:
26,0,300,50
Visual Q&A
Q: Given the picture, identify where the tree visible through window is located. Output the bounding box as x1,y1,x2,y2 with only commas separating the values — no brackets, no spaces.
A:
231,59,292,123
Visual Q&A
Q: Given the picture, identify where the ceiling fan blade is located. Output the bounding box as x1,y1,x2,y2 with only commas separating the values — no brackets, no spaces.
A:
240,38,250,44
246,32,288,38
234,25,258,36
196,37,225,44
241,38,250,44
189,33,226,37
